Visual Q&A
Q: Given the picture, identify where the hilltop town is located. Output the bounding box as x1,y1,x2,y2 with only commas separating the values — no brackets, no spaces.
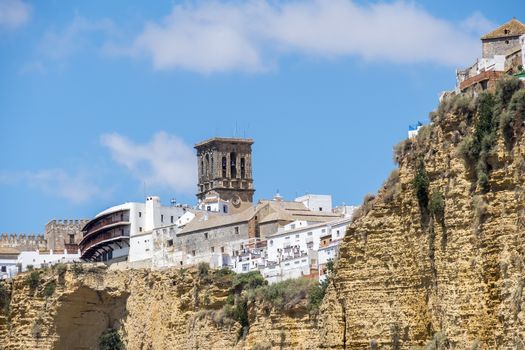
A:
1,17,525,350
2,19,525,286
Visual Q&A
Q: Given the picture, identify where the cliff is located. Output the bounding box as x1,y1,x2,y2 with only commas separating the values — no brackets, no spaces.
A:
319,78,525,349
0,265,319,350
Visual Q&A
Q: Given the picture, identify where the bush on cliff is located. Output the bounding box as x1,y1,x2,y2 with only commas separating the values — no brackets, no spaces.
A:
99,328,124,350
24,271,40,290
0,283,10,313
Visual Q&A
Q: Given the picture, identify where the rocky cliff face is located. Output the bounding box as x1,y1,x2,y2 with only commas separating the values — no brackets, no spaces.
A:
0,266,319,350
319,82,525,349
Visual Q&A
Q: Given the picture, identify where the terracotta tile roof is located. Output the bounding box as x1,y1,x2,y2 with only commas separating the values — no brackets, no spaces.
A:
481,18,525,40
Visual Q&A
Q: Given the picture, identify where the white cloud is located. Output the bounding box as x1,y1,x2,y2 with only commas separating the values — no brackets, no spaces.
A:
100,132,196,194
0,169,106,204
126,0,487,73
39,15,116,61
0,0,30,30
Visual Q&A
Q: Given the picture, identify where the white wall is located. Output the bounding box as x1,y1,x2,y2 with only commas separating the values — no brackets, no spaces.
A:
295,194,332,212
0,257,18,279
18,251,80,272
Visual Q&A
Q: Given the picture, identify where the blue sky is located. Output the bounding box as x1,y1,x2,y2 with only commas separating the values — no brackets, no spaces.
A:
0,0,522,233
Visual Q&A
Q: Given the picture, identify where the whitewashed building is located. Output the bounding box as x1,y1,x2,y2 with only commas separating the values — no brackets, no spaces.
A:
17,250,80,272
0,247,19,279
79,196,187,263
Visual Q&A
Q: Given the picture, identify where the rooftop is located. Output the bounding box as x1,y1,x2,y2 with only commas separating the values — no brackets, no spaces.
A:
194,137,254,149
481,18,525,40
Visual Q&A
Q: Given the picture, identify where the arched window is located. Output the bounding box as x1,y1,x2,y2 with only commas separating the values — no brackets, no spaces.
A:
222,157,227,177
230,152,237,178
205,154,210,178
240,158,246,179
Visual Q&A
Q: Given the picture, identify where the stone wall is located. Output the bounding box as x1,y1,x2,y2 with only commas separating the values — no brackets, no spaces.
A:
44,219,88,251
0,233,46,251
482,36,521,58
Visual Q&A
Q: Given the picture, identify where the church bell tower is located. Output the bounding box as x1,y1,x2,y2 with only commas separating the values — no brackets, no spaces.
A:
194,137,255,207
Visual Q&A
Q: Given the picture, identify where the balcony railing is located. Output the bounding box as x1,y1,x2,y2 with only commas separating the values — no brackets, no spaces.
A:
80,229,129,258
83,210,130,234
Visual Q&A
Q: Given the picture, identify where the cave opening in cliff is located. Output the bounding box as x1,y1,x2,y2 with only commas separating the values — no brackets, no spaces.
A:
52,286,129,350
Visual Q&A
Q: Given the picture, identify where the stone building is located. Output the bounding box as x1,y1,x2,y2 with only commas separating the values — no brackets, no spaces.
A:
481,18,525,58
45,219,89,252
195,138,255,207
457,18,525,92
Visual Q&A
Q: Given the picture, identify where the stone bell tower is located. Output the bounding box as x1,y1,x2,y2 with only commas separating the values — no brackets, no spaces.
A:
194,137,255,207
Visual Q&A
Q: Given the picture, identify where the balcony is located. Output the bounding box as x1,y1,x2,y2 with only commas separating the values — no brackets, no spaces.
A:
83,209,130,234
79,227,130,261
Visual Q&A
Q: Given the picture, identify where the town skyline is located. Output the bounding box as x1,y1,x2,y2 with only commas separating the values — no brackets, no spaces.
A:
1,0,522,233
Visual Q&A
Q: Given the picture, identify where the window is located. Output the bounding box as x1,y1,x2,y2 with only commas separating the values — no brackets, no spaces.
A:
319,207,323,211
322,229,326,233
161,214,164,223
290,224,296,229
222,157,227,177
230,152,237,178
505,40,510,44
307,232,312,236
285,263,290,266
192,250,196,256
139,211,142,218
207,206,211,211
167,239,173,247
294,261,299,264
285,236,290,240
171,216,174,224
221,246,225,253
204,232,208,239
240,158,246,179
295,234,299,238
1,266,6,272
242,263,249,272
336,230,340,237
139,227,143,232
269,240,273,246
235,226,239,234
223,205,228,213
211,247,215,253
69,234,75,244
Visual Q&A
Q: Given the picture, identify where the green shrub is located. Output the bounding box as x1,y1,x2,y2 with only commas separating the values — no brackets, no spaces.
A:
232,271,267,294
428,191,445,221
71,263,84,275
53,263,67,277
495,76,521,112
25,271,40,290
509,89,525,119
99,329,124,350
383,169,401,203
413,159,429,210
197,262,210,278
43,281,56,298
0,283,10,313
254,277,317,310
